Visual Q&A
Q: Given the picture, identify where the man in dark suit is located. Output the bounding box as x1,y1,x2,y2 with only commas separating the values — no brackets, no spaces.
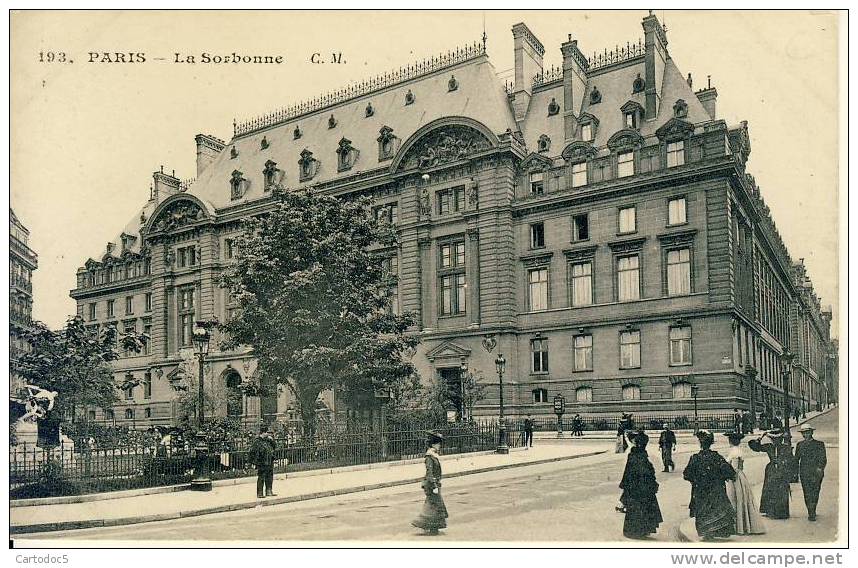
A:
733,408,742,433
795,424,827,521
249,427,276,498
658,423,677,472
523,414,534,448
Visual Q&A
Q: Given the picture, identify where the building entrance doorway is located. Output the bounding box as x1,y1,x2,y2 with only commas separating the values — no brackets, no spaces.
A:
439,368,464,421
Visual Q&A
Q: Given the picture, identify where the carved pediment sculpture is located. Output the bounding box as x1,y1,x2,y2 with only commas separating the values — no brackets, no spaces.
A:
399,125,492,171
607,128,645,152
152,200,204,232
299,149,319,182
655,117,695,141
561,141,598,163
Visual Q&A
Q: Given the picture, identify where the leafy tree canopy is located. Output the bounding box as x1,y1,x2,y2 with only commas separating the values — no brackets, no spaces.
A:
220,186,418,435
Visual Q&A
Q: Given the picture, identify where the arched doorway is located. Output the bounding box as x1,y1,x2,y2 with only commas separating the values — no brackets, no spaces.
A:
225,371,243,417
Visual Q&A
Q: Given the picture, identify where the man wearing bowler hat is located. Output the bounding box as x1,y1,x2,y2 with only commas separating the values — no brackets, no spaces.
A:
795,424,827,521
249,426,277,498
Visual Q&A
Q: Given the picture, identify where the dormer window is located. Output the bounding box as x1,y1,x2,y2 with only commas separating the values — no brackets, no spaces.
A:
448,75,458,92
365,102,374,117
625,112,638,129
263,160,279,190
293,125,302,140
581,124,593,142
547,98,560,116
590,86,602,105
377,126,398,162
260,136,270,150
298,149,319,182
571,162,587,188
336,137,359,172
530,172,544,195
230,146,238,159
328,114,337,129
617,151,635,178
537,134,551,153
673,99,689,119
230,170,245,200
632,73,645,93
621,101,644,130
405,90,415,105
577,112,599,143
667,141,685,167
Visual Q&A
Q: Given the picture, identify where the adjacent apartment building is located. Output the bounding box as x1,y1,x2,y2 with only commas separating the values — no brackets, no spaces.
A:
10,208,38,396
69,13,835,428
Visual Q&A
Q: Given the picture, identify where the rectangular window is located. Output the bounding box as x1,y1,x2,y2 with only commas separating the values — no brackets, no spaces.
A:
145,293,152,312
437,186,465,215
618,151,634,178
180,288,195,311
107,299,115,318
667,248,692,296
669,326,692,365
530,222,545,249
668,197,687,225
77,304,85,317
618,206,636,234
125,296,134,315
530,172,544,195
531,338,549,373
571,262,593,306
180,314,194,347
439,274,466,315
667,141,685,168
178,287,196,347
89,303,97,321
225,239,234,259
454,187,465,212
571,162,587,188
528,267,549,312
144,373,152,399
625,113,638,129
125,386,134,400
374,203,399,225
177,248,186,268
572,214,589,241
617,255,640,301
143,323,152,355
581,124,593,142
188,246,197,266
440,242,465,268
573,335,593,371
620,330,641,369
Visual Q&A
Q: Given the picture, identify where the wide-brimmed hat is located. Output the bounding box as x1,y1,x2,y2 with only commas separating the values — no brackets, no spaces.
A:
724,431,745,444
426,431,445,444
695,429,714,444
632,430,649,446
798,425,816,433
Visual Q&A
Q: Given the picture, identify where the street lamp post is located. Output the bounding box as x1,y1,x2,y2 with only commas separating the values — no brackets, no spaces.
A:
746,367,758,431
459,359,469,422
781,350,795,446
495,353,508,454
190,322,212,491
690,383,699,433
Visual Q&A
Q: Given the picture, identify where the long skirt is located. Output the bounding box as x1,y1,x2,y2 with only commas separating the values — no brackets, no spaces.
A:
759,463,791,519
694,489,736,539
623,494,663,538
726,470,766,535
412,491,448,531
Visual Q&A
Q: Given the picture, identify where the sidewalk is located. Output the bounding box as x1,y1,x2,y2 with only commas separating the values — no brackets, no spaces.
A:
11,443,605,534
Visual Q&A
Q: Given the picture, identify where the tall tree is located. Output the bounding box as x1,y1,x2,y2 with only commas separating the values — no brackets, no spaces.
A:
15,316,148,419
220,186,417,437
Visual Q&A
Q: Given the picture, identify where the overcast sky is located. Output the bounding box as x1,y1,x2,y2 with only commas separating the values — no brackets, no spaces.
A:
10,10,841,334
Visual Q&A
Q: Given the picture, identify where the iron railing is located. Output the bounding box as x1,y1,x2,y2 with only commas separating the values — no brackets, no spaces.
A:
509,412,738,433
10,420,516,499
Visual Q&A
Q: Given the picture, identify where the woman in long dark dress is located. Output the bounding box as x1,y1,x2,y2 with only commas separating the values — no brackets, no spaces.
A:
683,430,737,541
412,431,449,535
619,431,663,539
748,428,792,519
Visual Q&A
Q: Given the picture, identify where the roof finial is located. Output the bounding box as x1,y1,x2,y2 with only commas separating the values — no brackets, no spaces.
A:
481,12,487,51
708,75,711,89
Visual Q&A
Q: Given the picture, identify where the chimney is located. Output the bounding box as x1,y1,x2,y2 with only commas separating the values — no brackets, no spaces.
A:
511,23,544,122
152,165,180,204
195,134,226,177
642,12,668,119
561,34,589,141
696,80,718,119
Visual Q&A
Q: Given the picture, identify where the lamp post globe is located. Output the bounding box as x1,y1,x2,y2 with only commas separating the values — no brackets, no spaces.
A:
495,353,508,454
190,321,212,491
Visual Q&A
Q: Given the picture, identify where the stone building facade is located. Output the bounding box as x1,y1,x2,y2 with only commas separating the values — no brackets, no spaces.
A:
10,209,38,395
69,14,835,428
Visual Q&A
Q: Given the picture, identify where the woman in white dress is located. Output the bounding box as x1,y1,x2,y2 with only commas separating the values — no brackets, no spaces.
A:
724,431,766,535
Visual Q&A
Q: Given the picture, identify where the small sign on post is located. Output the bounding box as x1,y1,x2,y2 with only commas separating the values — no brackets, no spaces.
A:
553,394,565,438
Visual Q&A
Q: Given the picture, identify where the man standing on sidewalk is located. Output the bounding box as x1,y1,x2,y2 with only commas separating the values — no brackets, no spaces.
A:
795,425,827,521
249,427,276,498
658,423,676,472
523,414,534,448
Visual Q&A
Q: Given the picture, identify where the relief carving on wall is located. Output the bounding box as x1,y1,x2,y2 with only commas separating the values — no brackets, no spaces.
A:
400,126,491,171
152,201,204,232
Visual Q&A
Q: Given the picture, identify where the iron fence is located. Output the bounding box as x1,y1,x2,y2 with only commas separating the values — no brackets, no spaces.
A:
510,412,738,433
10,420,516,499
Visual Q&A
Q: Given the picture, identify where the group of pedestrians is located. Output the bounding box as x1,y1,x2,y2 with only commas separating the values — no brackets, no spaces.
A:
614,421,828,541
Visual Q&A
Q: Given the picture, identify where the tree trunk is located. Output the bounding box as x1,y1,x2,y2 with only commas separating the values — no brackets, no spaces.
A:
297,387,321,442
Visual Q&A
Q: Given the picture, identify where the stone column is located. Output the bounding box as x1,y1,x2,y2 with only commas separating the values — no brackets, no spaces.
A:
467,228,481,327
418,237,432,330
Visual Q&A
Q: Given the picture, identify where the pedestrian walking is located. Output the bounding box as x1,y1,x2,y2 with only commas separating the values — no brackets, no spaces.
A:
793,406,801,424
683,430,737,541
619,431,663,539
572,413,584,437
658,423,676,472
523,414,534,448
615,423,628,454
412,431,448,535
723,431,765,535
249,427,276,498
741,410,754,435
733,408,743,433
795,425,827,521
748,428,792,519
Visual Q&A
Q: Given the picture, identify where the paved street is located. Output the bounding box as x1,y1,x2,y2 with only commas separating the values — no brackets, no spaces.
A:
19,409,838,543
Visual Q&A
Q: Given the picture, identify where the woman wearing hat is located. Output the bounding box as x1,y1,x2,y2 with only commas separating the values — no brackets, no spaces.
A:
412,431,448,535
618,430,663,539
749,428,793,519
724,431,765,535
683,430,737,541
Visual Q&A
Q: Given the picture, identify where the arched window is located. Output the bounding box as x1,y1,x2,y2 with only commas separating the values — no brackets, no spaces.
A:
622,384,641,400
532,388,548,403
124,408,134,420
144,407,152,419
672,382,693,399
575,387,593,403
225,372,243,417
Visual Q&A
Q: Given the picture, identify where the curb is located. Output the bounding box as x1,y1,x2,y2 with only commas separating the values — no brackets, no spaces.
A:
11,449,606,534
